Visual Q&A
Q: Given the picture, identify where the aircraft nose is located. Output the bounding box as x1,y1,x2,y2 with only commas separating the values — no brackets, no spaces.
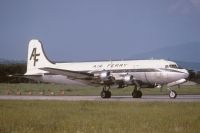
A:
183,69,189,79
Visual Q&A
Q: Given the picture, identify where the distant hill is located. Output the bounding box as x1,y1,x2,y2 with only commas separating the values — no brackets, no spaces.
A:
129,42,200,70
176,61,200,71
130,42,200,63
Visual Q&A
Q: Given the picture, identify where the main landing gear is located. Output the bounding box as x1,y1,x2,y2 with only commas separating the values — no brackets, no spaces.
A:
168,88,177,99
132,85,142,98
100,85,143,99
101,86,111,98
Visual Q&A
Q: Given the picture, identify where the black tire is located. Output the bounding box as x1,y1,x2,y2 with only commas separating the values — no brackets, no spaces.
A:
132,90,142,98
169,90,177,99
101,91,107,98
101,91,111,98
132,91,138,98
137,90,142,98
106,91,111,98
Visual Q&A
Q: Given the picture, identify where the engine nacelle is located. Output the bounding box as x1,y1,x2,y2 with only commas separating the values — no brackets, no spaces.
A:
100,71,111,81
123,75,134,84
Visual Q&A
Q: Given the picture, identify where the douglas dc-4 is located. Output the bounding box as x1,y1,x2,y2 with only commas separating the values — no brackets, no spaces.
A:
24,39,189,99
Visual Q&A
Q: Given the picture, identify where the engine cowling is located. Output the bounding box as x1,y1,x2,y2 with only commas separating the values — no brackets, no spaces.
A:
100,71,111,81
123,75,134,84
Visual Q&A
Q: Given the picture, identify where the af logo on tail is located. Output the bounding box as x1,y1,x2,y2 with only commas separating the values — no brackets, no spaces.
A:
30,48,40,66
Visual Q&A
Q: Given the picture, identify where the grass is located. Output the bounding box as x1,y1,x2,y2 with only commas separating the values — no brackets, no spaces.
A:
0,83,200,96
0,100,199,133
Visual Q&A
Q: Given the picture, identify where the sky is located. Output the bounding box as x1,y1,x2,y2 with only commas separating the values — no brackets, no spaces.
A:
0,0,200,61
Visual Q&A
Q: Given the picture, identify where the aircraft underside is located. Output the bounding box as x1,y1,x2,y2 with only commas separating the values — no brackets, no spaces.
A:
26,74,179,99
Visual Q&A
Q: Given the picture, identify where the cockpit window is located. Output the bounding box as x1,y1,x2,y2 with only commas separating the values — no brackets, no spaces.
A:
177,64,183,69
169,64,178,69
165,65,169,68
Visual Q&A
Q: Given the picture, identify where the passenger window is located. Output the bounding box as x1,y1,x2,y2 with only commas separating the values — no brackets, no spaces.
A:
165,65,169,68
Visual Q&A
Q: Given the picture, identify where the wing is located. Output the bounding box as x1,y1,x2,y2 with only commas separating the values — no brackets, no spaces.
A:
39,67,104,86
39,67,142,87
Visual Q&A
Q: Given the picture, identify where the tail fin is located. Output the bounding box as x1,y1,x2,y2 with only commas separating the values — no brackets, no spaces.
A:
25,39,54,75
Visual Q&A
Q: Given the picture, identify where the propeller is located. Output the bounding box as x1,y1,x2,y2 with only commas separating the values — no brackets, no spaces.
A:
187,69,200,84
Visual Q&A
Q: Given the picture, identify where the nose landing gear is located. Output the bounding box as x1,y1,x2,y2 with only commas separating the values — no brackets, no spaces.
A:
168,88,177,99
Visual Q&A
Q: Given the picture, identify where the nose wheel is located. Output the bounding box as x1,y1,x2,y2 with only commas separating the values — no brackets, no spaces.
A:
169,90,177,99
168,87,177,99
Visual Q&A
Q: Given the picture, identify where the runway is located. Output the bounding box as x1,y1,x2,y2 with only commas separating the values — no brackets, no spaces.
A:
0,95,200,102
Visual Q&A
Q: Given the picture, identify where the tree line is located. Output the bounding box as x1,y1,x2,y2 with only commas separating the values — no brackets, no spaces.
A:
0,64,34,83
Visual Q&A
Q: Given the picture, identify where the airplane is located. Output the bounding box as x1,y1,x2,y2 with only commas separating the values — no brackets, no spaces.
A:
24,39,189,99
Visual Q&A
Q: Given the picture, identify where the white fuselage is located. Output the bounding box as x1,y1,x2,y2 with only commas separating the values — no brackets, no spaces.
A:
24,40,189,88
26,59,189,86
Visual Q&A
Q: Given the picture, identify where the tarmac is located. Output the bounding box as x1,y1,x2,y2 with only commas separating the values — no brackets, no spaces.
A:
0,95,200,102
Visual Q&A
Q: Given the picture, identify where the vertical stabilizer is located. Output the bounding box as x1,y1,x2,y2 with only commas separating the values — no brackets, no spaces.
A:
25,39,54,75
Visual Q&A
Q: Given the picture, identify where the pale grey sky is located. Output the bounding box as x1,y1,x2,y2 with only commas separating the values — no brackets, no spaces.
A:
0,0,200,61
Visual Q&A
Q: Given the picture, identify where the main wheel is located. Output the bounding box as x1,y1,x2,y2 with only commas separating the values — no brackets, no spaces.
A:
132,91,137,98
101,91,107,98
169,90,177,99
106,91,111,98
137,90,142,98
132,90,142,98
101,91,111,98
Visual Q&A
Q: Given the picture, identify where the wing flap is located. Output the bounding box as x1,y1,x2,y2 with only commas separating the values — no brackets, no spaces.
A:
40,67,94,79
